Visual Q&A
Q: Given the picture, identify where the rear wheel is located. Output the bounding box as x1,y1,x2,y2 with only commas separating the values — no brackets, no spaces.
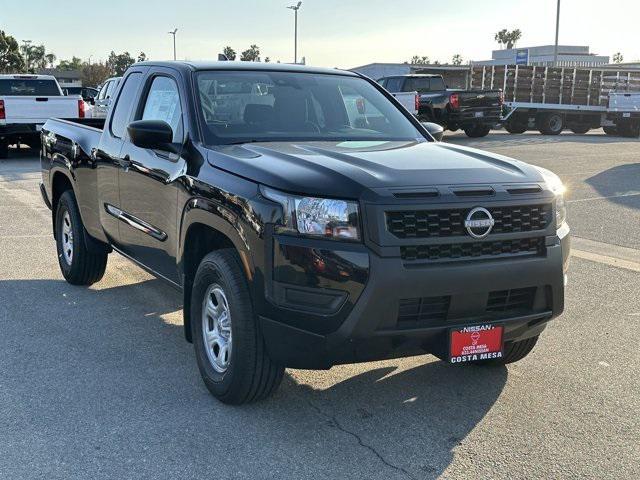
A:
570,125,590,134
617,121,640,138
0,140,8,159
55,190,108,285
504,121,527,134
464,125,491,138
538,113,564,135
192,249,284,404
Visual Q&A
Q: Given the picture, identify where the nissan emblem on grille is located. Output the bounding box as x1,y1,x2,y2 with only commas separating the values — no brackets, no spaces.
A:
464,207,495,239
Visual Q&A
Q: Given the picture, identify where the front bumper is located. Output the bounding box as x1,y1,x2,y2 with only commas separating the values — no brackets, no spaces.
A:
260,225,570,369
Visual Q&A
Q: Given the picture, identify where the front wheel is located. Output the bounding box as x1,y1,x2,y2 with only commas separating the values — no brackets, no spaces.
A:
55,190,108,285
192,249,284,404
617,121,640,138
603,126,618,136
504,122,527,134
570,125,590,135
464,125,491,138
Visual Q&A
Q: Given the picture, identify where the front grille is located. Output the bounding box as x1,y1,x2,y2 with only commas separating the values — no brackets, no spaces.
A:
486,287,536,314
386,204,552,239
397,296,450,328
401,237,545,262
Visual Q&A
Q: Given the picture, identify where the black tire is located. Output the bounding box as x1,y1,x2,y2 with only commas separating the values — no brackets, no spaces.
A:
618,121,640,138
475,335,540,366
504,122,527,134
192,249,284,405
55,190,108,285
464,125,491,138
538,113,564,135
570,125,590,135
0,140,8,159
603,126,618,136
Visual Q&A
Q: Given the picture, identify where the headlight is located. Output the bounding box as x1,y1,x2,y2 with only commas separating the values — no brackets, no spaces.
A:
535,166,566,228
261,186,360,241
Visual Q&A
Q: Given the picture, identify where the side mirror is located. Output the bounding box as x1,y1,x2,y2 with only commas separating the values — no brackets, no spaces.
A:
128,120,175,151
422,122,444,141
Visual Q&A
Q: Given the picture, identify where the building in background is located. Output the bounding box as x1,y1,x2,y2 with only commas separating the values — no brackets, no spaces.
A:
472,45,609,68
35,69,82,88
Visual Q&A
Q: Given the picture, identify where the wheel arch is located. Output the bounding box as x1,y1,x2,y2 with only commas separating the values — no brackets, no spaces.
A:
179,198,255,343
50,169,76,239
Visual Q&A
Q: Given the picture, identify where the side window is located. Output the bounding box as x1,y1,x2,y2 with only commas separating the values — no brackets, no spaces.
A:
110,73,143,138
141,76,183,142
105,80,117,100
97,81,110,100
385,78,402,92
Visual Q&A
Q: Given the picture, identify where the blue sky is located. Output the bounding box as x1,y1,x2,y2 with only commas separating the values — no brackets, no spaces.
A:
3,0,639,67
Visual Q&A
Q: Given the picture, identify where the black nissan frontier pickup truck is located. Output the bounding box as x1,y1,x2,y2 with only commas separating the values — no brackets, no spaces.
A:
40,62,570,404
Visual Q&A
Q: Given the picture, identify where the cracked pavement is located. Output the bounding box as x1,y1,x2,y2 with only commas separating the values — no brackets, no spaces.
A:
1,131,639,479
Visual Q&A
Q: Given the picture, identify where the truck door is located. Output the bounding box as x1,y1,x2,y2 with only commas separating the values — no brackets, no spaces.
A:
95,69,146,245
116,71,186,284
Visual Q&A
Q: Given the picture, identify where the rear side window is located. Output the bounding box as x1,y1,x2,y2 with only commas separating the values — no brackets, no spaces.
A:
141,76,183,142
110,73,143,139
384,78,403,92
0,79,60,96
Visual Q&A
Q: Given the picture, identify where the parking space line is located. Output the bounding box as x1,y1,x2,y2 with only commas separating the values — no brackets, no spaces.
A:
571,236,640,273
567,192,640,203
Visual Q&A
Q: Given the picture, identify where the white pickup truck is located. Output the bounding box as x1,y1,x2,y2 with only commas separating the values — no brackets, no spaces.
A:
390,90,419,116
0,74,85,158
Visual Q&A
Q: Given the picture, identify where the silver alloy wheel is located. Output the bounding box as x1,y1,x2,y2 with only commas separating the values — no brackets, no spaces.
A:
201,284,232,373
61,211,74,265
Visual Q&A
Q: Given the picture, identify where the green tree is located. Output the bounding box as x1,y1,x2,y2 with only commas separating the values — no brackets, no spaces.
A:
410,55,430,65
106,51,135,76
81,62,111,87
240,45,260,62
494,28,522,49
44,53,56,68
613,52,624,64
58,56,83,71
451,54,463,65
137,52,147,62
223,46,236,61
0,30,24,73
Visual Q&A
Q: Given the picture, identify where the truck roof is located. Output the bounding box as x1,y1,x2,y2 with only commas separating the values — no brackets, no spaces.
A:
135,60,358,77
0,74,58,81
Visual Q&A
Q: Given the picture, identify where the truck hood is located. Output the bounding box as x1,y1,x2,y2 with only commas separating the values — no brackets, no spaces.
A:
207,140,544,198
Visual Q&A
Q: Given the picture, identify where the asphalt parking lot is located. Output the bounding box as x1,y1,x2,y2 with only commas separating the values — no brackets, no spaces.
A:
1,131,638,479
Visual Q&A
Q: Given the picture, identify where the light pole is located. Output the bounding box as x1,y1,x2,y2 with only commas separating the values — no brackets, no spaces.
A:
168,28,178,60
553,0,561,66
287,2,302,64
21,40,32,70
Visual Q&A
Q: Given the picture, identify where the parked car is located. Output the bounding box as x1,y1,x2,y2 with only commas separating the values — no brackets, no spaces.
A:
0,74,85,158
63,86,100,105
378,74,503,137
40,61,569,404
93,77,121,118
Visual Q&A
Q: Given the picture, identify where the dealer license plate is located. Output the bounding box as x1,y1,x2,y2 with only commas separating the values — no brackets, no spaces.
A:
449,324,503,363
474,111,484,117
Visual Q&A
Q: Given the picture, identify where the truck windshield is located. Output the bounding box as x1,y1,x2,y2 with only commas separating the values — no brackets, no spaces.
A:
195,70,425,145
404,77,445,93
0,79,61,96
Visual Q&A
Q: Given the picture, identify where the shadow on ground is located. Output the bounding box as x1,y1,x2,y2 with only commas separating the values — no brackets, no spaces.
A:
585,162,640,210
0,276,508,479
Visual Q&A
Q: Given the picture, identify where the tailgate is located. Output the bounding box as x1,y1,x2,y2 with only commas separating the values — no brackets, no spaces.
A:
458,91,502,109
2,96,80,124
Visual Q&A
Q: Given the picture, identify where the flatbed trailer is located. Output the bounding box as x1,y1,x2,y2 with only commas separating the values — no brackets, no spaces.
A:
470,65,640,137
